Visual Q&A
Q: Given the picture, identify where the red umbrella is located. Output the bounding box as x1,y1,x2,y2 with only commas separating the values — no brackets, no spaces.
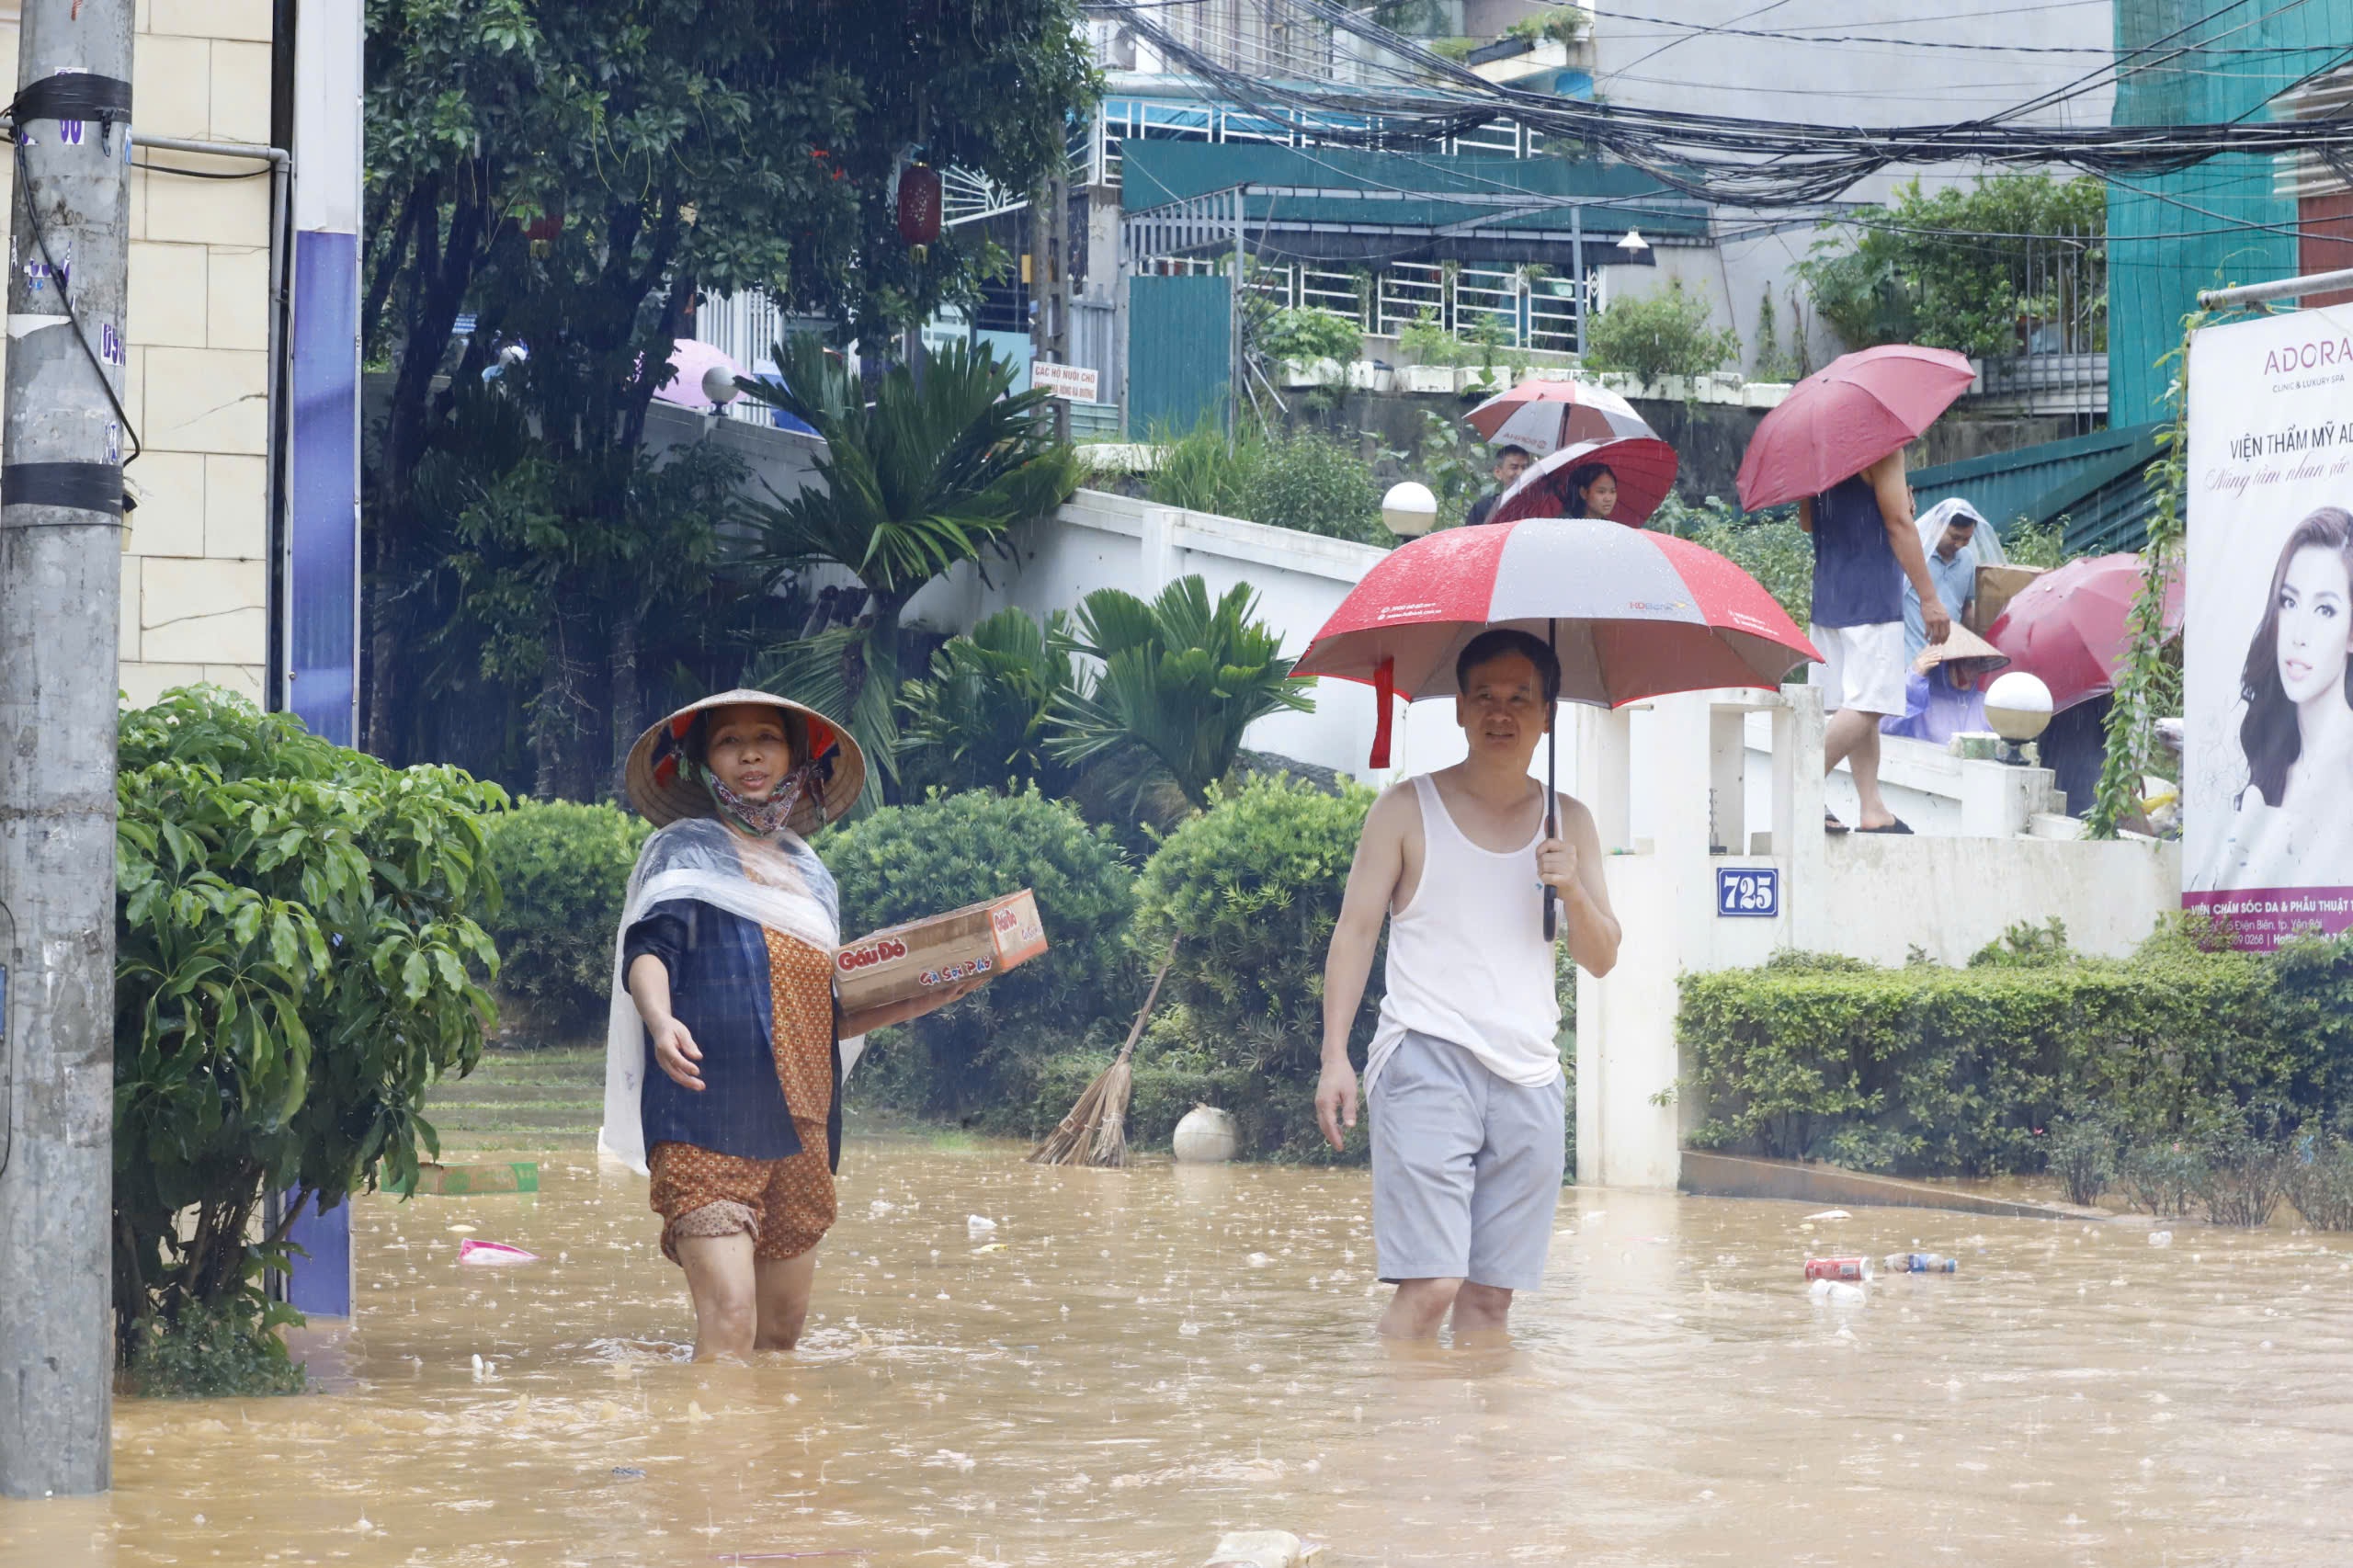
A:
1987,553,2186,711
1735,345,1976,511
1489,437,1678,528
1463,377,1654,456
1294,518,1821,936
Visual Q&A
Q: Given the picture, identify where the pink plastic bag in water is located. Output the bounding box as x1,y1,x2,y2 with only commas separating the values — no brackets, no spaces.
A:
457,1238,540,1267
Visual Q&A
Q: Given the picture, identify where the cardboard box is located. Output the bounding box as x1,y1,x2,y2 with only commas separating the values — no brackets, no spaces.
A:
835,890,1050,1014
1968,563,2047,635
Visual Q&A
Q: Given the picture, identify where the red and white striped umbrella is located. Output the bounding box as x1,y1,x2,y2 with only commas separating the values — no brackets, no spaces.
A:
1295,517,1820,766
1463,377,1655,457
1297,517,1818,937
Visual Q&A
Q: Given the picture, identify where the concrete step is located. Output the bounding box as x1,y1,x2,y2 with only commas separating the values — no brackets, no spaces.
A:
1678,1151,2109,1221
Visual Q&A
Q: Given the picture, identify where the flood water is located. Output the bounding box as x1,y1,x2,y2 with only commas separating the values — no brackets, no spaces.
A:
6,1131,2353,1567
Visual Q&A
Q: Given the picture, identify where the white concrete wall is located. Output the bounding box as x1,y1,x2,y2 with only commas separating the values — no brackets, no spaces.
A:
2,1,279,708
1584,0,2118,369
1574,683,2182,1193
903,489,1391,775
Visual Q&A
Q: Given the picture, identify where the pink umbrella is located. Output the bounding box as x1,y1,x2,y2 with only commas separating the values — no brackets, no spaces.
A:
1987,553,2185,712
1489,437,1678,528
654,338,747,410
1735,346,1976,511
1463,377,1654,457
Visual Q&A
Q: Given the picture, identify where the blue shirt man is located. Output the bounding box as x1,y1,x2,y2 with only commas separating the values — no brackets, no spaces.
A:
1904,511,1980,659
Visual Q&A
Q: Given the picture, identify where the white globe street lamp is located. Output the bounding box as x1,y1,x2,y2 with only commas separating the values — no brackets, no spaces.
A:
701,363,745,407
1381,480,1438,539
1983,671,2054,766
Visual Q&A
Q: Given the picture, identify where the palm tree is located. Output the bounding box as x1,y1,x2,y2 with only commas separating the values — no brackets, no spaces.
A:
740,336,1081,798
1048,575,1314,813
900,607,1081,797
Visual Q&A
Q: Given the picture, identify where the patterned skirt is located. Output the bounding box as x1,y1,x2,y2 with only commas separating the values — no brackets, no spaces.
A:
646,929,837,1264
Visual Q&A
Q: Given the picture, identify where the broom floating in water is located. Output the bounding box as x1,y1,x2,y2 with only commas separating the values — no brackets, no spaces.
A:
1028,936,1179,1168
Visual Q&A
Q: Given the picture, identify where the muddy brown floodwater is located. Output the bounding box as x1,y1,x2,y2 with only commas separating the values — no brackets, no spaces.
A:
5,1133,2353,1567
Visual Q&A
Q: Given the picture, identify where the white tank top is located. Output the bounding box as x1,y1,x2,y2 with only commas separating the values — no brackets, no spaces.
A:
1365,774,1564,1094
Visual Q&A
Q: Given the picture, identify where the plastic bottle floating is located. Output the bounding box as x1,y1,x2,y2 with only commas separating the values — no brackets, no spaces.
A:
1881,1253,1959,1274
458,1238,540,1267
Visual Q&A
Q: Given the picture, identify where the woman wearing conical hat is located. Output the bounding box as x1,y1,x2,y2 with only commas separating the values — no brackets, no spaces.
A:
601,690,972,1360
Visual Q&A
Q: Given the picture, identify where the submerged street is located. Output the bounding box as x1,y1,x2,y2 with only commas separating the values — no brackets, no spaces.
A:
6,1134,2348,1567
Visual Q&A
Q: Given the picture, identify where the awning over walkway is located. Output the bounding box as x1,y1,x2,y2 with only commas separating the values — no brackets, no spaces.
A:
1120,141,1709,267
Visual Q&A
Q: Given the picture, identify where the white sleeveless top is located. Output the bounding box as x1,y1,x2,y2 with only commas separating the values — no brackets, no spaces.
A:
1365,773,1564,1094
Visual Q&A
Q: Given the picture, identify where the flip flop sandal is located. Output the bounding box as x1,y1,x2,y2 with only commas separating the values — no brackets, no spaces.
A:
1824,812,1850,834
1858,819,1915,835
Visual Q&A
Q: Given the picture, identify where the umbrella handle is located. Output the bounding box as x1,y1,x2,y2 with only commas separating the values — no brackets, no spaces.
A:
1543,619,1559,944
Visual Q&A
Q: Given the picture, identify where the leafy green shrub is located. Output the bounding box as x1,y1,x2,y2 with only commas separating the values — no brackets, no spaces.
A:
1256,306,1362,376
2190,1112,2290,1228
1969,917,2072,968
2285,1136,2353,1230
900,607,1081,798
1398,308,1476,367
122,1298,307,1399
2120,1139,2200,1219
1241,427,1385,545
115,687,503,1365
1584,280,1740,386
482,800,649,1036
1145,419,1257,516
1677,933,2309,1177
1128,778,1377,1161
827,787,1137,1125
2043,1112,2117,1206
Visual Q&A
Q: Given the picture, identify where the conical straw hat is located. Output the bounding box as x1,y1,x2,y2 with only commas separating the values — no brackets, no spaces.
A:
1913,621,2009,681
622,688,867,835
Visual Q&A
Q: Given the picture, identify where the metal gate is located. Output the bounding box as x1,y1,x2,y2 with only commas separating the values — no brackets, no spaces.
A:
1126,273,1232,438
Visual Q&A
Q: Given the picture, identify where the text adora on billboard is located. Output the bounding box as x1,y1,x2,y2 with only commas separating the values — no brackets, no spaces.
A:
2182,310,2353,949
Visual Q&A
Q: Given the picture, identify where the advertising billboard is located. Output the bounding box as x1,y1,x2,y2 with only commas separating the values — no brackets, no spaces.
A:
2181,308,2353,949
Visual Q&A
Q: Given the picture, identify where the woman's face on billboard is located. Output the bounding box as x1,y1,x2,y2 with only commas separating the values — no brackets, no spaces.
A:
2275,543,2353,707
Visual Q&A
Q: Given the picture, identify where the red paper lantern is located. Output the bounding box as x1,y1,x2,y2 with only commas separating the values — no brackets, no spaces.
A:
897,164,942,247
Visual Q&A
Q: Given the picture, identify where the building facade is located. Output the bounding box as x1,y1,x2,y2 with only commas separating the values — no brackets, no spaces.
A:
0,0,359,727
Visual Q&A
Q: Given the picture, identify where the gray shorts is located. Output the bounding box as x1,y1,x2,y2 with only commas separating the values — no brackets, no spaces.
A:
1368,1030,1566,1292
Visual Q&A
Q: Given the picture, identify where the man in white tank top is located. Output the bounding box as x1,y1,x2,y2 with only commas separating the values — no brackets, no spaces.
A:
1314,630,1622,1342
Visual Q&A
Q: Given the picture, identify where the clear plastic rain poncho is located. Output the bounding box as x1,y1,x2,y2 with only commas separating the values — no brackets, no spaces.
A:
597,816,857,1175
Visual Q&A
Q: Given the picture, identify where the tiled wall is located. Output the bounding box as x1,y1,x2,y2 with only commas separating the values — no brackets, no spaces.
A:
1,0,277,709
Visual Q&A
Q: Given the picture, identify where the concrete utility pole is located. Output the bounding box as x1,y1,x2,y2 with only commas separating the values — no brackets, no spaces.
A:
0,0,136,1499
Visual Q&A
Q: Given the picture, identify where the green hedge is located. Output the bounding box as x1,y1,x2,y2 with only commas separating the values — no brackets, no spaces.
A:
1679,926,2353,1177
480,800,649,1037
829,787,1138,1126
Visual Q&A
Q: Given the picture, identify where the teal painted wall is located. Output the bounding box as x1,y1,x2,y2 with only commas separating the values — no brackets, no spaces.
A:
1127,274,1233,437
2106,0,2353,424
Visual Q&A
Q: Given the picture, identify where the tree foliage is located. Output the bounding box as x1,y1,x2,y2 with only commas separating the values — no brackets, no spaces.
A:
1798,176,2108,358
361,0,1094,781
114,688,504,1363
742,336,1084,800
1049,576,1316,812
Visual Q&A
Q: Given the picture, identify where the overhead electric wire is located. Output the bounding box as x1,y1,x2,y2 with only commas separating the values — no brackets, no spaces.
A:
1085,0,2353,210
